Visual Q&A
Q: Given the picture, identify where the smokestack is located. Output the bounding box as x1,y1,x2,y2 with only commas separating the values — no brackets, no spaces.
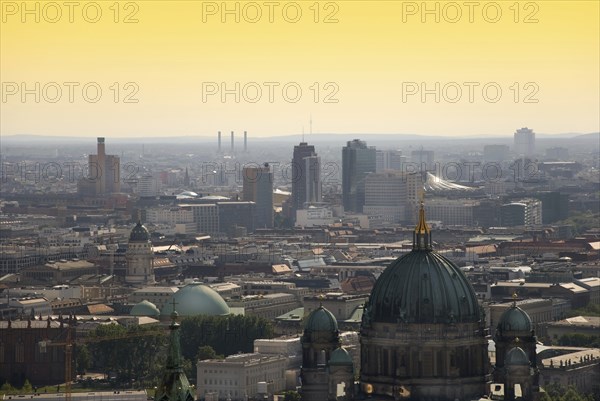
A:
97,137,105,157
96,137,106,195
218,131,221,152
231,131,234,153
244,131,247,152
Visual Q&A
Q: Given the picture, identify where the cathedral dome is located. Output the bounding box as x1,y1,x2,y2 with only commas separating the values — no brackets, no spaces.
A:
129,221,150,242
497,304,532,335
364,203,480,325
130,300,160,317
366,251,480,324
161,283,230,317
329,347,353,366
505,347,530,366
304,305,338,333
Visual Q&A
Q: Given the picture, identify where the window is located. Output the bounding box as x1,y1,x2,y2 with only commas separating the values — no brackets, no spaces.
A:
15,341,24,363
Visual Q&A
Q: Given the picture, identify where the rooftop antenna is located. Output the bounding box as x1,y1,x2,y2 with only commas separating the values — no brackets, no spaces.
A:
302,126,305,142
310,115,313,135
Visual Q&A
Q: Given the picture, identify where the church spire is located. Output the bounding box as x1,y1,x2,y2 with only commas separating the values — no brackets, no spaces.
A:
154,300,195,401
413,196,432,250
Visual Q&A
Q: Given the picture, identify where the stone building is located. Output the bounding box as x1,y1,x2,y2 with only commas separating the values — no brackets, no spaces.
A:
358,203,489,400
492,299,540,401
0,317,74,386
125,222,155,286
299,203,548,400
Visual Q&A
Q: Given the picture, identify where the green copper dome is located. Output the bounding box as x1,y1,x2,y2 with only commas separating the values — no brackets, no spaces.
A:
129,221,150,242
505,347,530,366
497,305,532,335
364,203,480,325
130,300,160,317
365,251,481,324
304,305,338,333
161,283,230,317
329,347,353,366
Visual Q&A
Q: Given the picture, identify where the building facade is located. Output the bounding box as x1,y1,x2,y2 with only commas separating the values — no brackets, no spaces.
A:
514,127,535,157
125,222,155,286
291,142,322,216
243,164,274,229
342,140,376,213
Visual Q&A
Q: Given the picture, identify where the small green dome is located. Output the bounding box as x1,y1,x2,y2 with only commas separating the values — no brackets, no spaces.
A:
497,305,532,334
131,300,160,317
304,305,338,333
329,347,353,366
161,283,230,317
129,221,150,242
506,347,530,366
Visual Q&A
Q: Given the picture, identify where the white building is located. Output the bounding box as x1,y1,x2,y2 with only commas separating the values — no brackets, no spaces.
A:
137,174,161,197
8,296,53,316
196,353,288,401
127,286,178,311
179,203,220,234
295,206,335,227
514,127,535,157
146,206,194,225
254,336,302,368
424,198,479,226
363,172,421,224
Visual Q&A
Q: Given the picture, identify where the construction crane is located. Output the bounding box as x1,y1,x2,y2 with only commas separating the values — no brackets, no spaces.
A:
40,319,165,401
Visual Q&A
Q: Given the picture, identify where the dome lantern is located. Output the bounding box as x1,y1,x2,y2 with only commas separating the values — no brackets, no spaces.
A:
413,198,432,251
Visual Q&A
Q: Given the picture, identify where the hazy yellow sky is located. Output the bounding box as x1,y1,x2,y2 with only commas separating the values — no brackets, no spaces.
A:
1,0,599,137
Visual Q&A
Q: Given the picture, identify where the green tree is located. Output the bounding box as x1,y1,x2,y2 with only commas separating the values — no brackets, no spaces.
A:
282,390,301,401
75,344,92,375
21,379,32,394
179,314,275,362
562,387,585,401
87,323,167,387
196,345,217,361
1,381,14,395
557,333,600,348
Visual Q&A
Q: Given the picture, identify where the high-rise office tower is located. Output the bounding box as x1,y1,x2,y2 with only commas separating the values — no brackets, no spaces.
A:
243,163,274,228
291,142,321,215
410,149,435,171
86,137,120,195
514,127,535,157
342,139,376,213
375,149,404,172
363,171,408,224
